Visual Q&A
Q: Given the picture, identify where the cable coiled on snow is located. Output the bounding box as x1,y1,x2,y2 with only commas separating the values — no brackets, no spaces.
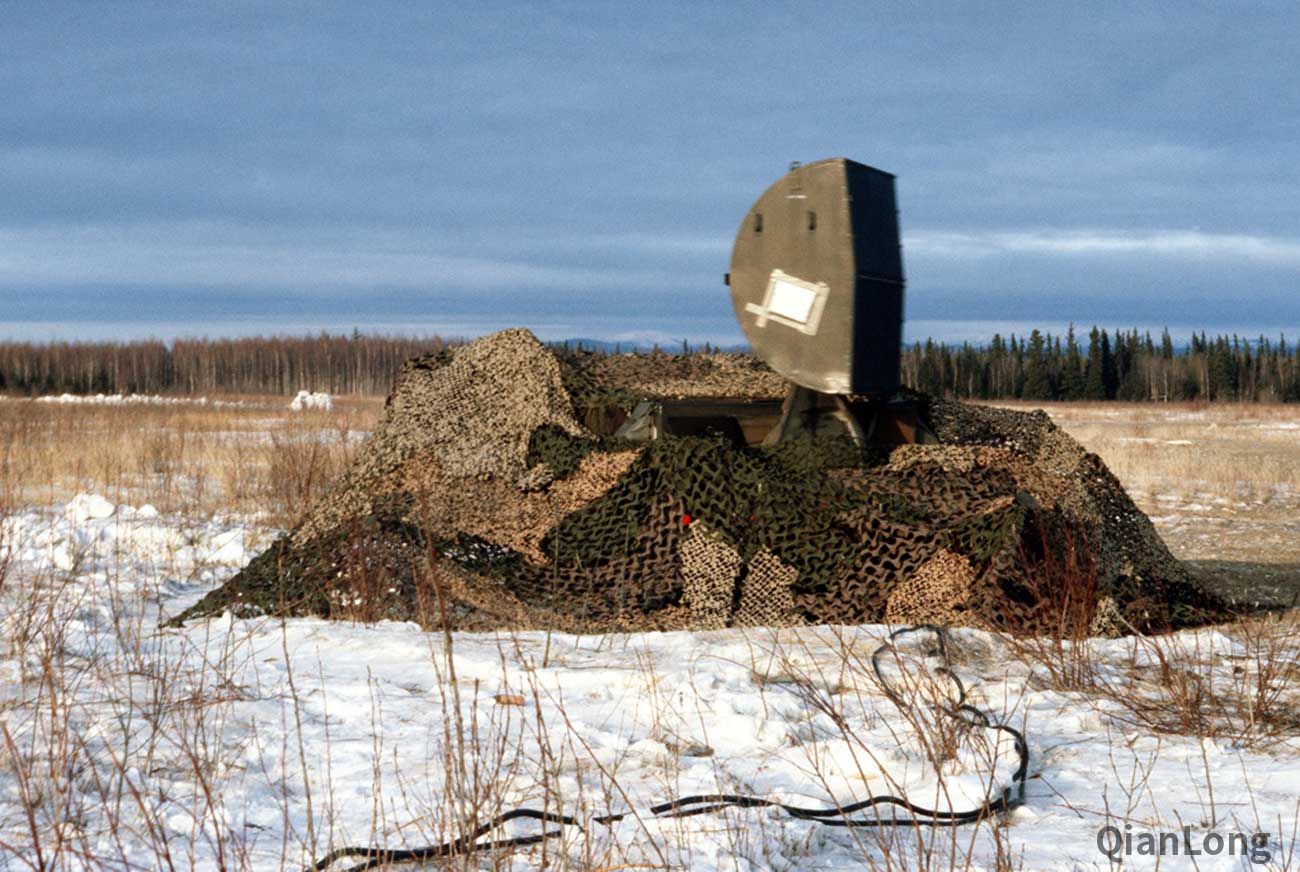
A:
307,625,1028,871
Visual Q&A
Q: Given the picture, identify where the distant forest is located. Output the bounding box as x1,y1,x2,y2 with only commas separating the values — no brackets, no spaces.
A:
0,327,1297,402
0,333,443,397
902,327,1300,403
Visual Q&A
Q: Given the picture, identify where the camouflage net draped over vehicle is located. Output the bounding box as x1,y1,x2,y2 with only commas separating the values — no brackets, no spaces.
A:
175,328,1225,635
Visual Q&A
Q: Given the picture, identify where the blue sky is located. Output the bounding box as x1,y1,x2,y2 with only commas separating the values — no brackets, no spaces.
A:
3,2,1298,345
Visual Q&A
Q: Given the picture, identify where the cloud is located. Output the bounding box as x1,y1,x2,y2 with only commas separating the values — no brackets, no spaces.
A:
0,222,675,292
906,228,1300,265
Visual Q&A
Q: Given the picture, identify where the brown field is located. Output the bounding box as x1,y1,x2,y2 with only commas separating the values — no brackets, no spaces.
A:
3,393,1297,604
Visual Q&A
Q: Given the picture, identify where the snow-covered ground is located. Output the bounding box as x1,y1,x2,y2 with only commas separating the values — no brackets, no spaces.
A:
2,498,1298,871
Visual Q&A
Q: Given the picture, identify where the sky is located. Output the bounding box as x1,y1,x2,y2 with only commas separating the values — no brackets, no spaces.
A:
2,1,1298,346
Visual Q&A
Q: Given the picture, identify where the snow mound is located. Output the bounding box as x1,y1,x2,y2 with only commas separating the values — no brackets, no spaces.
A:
289,390,333,411
64,493,117,522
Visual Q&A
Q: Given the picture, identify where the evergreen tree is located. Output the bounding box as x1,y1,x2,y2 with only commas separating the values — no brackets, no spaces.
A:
1100,330,1118,399
1116,330,1146,400
1208,336,1237,400
1061,324,1085,399
989,334,1007,397
1084,326,1106,400
918,338,943,395
1022,329,1053,400
1009,334,1026,397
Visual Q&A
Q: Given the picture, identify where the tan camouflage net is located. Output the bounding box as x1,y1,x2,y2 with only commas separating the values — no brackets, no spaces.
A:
397,449,642,564
558,347,789,404
885,549,982,628
176,328,1226,636
296,328,587,542
679,523,743,630
734,548,801,628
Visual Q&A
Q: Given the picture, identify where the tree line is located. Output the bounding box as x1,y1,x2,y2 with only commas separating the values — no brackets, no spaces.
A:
0,332,446,396
0,327,1296,402
901,327,1300,402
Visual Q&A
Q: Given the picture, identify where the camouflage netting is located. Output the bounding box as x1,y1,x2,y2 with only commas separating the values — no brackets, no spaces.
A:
174,328,1226,636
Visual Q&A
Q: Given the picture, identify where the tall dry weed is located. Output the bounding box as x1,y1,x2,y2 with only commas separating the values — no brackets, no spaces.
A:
1096,613,1300,748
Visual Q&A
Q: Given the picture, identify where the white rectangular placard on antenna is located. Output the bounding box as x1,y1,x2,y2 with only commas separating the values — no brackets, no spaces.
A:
768,278,817,323
744,270,828,335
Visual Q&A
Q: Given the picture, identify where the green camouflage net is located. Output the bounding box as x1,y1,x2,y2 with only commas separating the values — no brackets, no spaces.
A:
174,328,1226,636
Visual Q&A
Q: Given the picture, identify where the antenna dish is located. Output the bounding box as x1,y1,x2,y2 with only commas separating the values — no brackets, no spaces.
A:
728,158,905,395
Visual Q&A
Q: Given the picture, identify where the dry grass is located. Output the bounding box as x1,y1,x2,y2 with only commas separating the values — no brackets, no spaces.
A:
0,395,383,529
1094,612,1300,749
985,401,1300,501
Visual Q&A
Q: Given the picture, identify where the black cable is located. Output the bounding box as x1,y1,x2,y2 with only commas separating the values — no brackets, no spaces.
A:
306,624,1028,871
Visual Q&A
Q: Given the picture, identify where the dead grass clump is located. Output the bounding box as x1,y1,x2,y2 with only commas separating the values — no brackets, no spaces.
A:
748,626,1027,871
0,483,14,596
1000,525,1102,691
263,432,354,529
1096,613,1300,749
